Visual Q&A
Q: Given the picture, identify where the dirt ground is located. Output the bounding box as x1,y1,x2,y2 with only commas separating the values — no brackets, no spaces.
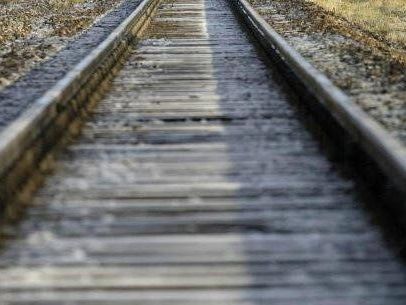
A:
0,0,123,90
250,0,406,145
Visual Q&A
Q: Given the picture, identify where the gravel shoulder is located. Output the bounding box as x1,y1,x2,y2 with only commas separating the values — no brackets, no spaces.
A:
0,0,124,90
0,0,142,131
250,0,406,145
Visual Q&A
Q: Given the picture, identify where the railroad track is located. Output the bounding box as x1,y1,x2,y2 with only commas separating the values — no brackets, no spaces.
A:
0,0,406,304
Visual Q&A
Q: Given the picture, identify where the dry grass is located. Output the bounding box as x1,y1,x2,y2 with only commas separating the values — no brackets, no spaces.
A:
309,0,406,49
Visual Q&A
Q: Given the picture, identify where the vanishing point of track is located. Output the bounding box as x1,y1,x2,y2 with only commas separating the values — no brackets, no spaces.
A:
0,0,406,304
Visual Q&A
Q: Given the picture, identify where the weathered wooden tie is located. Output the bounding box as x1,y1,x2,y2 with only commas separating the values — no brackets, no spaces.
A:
1,0,406,304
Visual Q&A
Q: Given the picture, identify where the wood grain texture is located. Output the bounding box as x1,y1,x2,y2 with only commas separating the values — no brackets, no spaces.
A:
1,0,405,304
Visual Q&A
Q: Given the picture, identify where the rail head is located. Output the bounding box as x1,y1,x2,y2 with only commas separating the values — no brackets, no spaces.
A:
0,0,161,207
0,0,405,207
230,0,406,195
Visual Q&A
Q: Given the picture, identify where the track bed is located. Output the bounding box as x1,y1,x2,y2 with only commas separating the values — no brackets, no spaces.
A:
1,0,405,304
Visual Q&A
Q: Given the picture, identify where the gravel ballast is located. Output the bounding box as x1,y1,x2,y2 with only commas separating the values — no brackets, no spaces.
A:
250,0,406,145
0,0,142,131
1,0,405,146
0,0,125,89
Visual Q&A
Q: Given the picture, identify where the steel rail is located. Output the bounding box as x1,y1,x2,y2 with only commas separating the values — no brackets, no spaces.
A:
230,0,406,196
0,0,161,208
0,0,405,210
